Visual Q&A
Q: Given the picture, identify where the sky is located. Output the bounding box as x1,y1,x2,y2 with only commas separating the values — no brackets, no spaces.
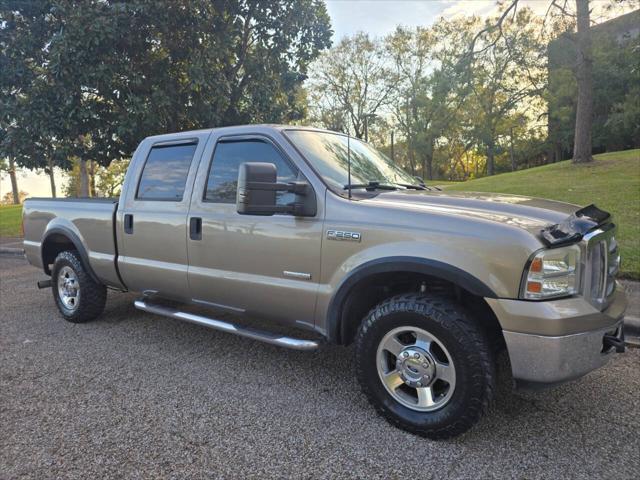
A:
325,0,634,40
2,0,636,199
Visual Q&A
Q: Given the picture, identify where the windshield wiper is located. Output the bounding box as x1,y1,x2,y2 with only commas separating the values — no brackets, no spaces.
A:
343,180,398,191
394,182,444,192
394,182,427,191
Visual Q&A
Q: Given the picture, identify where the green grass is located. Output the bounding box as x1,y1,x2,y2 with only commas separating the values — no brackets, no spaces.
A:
427,180,460,187
445,149,640,280
0,204,22,238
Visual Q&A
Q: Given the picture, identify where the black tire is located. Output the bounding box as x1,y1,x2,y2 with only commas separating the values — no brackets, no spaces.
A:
51,250,107,323
355,293,495,440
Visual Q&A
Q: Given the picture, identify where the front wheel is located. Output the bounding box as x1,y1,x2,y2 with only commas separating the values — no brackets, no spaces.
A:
355,293,495,439
52,250,107,323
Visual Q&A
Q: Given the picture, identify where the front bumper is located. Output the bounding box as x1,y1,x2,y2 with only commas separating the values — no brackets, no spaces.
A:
486,283,627,388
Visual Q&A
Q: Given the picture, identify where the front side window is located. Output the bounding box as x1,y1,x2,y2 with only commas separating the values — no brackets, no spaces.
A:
285,130,419,191
205,139,297,204
136,142,197,200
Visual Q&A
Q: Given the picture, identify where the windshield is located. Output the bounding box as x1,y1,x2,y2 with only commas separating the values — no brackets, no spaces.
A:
285,130,420,191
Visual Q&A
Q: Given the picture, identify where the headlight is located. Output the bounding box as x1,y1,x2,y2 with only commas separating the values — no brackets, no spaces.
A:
521,245,581,300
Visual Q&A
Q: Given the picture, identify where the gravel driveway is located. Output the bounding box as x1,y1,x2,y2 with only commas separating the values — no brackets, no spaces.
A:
1,255,639,479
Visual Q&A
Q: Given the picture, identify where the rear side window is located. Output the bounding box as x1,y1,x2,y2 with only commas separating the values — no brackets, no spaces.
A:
205,140,297,204
136,142,197,200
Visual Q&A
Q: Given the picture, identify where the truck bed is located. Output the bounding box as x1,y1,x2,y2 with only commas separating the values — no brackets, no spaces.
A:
22,197,124,289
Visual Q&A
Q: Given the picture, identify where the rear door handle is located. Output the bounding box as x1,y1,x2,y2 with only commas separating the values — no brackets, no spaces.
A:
124,214,134,234
190,217,202,240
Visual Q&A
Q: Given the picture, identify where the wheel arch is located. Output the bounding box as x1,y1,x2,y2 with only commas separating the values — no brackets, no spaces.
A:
41,226,100,283
326,256,500,345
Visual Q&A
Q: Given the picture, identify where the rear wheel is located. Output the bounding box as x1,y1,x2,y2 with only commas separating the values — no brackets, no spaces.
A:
52,250,106,323
355,293,495,439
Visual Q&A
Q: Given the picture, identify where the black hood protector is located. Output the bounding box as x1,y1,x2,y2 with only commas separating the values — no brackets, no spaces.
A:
540,204,610,247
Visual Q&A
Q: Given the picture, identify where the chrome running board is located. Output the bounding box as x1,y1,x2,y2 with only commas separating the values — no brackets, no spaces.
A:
134,299,320,351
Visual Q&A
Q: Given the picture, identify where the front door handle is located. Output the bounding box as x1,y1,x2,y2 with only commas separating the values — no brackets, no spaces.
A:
190,217,202,240
124,214,134,234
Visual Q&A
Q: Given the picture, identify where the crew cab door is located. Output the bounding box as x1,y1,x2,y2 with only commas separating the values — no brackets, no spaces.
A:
117,132,209,301
186,132,323,328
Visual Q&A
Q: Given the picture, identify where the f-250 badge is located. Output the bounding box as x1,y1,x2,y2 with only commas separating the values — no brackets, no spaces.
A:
326,230,362,242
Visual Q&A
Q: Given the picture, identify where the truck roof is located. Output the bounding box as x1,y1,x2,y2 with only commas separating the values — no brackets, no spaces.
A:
143,124,340,142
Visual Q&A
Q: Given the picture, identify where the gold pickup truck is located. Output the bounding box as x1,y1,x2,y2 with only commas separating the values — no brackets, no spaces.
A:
23,125,627,439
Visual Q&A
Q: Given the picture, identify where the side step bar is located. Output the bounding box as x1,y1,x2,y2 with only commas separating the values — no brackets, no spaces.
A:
133,299,320,351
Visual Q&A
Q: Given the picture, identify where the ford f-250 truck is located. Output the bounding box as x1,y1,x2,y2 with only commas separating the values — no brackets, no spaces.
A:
23,125,627,439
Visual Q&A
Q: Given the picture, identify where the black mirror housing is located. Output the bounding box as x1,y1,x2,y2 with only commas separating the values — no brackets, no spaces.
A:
237,162,278,215
236,162,316,217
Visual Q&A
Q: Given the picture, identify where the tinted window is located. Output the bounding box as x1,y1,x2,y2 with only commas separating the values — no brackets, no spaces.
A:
206,140,297,204
137,143,197,200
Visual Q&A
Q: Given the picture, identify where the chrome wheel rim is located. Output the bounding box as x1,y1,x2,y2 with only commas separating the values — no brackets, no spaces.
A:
376,326,456,412
57,266,80,311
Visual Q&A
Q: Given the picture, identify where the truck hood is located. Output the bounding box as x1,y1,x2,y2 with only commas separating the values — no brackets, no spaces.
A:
363,190,581,238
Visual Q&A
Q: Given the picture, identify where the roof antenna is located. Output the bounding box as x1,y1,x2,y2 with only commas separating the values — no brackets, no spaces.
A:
347,133,352,199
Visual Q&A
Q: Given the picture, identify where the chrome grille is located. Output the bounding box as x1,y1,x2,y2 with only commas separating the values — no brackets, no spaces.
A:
583,223,619,310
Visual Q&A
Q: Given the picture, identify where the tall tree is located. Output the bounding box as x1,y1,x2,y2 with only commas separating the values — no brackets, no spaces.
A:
572,0,593,163
0,1,52,202
308,33,393,138
386,18,477,179
466,9,546,175
0,130,20,204
5,158,20,204
476,0,638,166
1,0,332,197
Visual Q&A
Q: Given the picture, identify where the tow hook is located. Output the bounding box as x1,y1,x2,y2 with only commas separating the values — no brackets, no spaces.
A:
603,329,625,353
37,279,52,289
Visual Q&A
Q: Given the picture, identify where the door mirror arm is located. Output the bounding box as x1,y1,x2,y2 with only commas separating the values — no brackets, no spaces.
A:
246,181,309,195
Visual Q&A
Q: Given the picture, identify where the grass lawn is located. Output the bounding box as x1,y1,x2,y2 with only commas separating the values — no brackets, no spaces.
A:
427,180,460,187
445,149,640,280
0,204,22,238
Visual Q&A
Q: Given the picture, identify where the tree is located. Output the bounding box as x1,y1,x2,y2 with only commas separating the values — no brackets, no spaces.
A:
477,0,638,166
0,155,19,204
220,0,333,125
572,0,593,163
548,8,639,158
1,0,332,197
0,1,66,198
385,18,477,179
1,189,28,205
465,9,546,175
96,159,129,198
307,33,394,138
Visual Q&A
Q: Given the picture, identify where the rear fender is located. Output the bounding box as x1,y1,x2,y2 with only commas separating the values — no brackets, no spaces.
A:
41,224,100,283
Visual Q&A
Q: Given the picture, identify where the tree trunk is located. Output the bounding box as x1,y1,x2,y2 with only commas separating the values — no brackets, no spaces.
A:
47,157,57,198
79,158,89,197
408,145,416,176
509,126,516,171
8,157,20,204
553,143,562,163
390,131,395,162
487,140,495,176
424,137,435,180
364,116,369,142
353,122,364,139
572,0,593,163
89,160,97,197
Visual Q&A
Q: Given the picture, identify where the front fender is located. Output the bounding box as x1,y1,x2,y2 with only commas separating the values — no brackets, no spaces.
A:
322,254,498,343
